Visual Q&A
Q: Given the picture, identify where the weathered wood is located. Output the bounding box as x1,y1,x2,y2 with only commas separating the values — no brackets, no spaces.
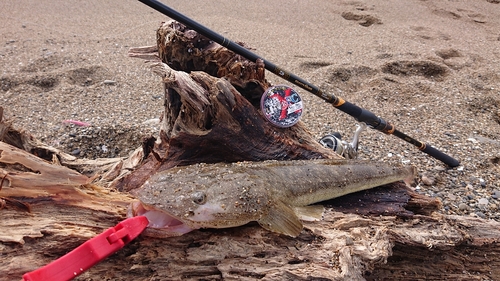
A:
0,110,145,188
118,21,341,191
369,215,500,280
1,150,499,281
1,22,500,281
1,104,499,281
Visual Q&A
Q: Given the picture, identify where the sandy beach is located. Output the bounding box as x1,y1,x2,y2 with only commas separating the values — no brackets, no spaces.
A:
1,0,500,220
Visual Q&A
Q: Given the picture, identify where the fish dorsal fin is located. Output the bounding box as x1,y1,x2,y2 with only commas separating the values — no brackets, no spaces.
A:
257,200,303,237
293,205,325,222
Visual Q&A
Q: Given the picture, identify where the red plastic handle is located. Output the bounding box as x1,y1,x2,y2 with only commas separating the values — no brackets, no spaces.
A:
22,216,149,281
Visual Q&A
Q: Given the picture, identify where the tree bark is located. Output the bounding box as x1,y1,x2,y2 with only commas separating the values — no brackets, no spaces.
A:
1,21,499,281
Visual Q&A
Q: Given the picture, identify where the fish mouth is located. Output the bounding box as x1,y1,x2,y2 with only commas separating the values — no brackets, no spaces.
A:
129,201,196,237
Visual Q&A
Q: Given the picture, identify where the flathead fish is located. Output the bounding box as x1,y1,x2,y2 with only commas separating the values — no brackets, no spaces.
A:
129,159,415,237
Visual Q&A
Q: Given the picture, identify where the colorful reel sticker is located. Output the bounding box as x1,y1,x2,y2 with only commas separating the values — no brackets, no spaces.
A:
260,85,303,128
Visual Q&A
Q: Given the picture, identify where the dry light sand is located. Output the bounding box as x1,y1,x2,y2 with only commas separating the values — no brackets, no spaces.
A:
1,0,500,220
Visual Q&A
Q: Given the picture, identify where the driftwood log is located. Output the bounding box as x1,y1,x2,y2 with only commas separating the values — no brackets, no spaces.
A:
120,20,342,192
1,21,499,281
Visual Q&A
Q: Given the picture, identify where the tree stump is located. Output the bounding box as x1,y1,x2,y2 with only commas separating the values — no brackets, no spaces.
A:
118,21,341,192
1,21,499,281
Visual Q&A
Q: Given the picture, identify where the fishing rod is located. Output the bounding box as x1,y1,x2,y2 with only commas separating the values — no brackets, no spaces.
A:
137,0,460,167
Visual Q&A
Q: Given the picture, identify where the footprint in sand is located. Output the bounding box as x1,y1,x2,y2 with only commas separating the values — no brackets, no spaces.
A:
66,65,107,86
0,77,18,92
381,60,448,80
329,65,377,83
19,54,107,87
27,75,59,91
409,26,451,42
326,65,378,92
3,56,108,92
432,9,462,20
433,8,488,24
20,54,73,73
468,96,500,125
0,73,59,92
299,61,332,72
435,48,480,70
435,49,462,60
341,11,382,27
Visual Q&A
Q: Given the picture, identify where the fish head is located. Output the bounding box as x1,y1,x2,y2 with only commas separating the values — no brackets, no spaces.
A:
129,164,270,237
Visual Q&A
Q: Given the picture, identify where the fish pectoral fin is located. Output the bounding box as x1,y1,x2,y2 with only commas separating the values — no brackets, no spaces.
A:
293,205,325,222
257,200,303,237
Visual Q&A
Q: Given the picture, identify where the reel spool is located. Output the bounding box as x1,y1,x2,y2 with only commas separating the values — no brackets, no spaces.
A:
260,85,303,128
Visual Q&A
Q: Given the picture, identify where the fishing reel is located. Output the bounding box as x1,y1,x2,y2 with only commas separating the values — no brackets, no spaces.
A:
319,123,367,159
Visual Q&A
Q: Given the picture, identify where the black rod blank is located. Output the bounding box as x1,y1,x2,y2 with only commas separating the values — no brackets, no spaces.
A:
137,0,460,167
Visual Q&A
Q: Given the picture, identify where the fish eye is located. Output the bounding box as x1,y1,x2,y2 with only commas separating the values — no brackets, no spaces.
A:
192,191,207,205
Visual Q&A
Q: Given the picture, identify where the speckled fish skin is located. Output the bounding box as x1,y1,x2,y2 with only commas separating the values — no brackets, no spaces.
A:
132,159,416,237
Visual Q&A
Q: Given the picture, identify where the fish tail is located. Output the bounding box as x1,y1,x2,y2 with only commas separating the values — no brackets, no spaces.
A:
403,166,417,187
